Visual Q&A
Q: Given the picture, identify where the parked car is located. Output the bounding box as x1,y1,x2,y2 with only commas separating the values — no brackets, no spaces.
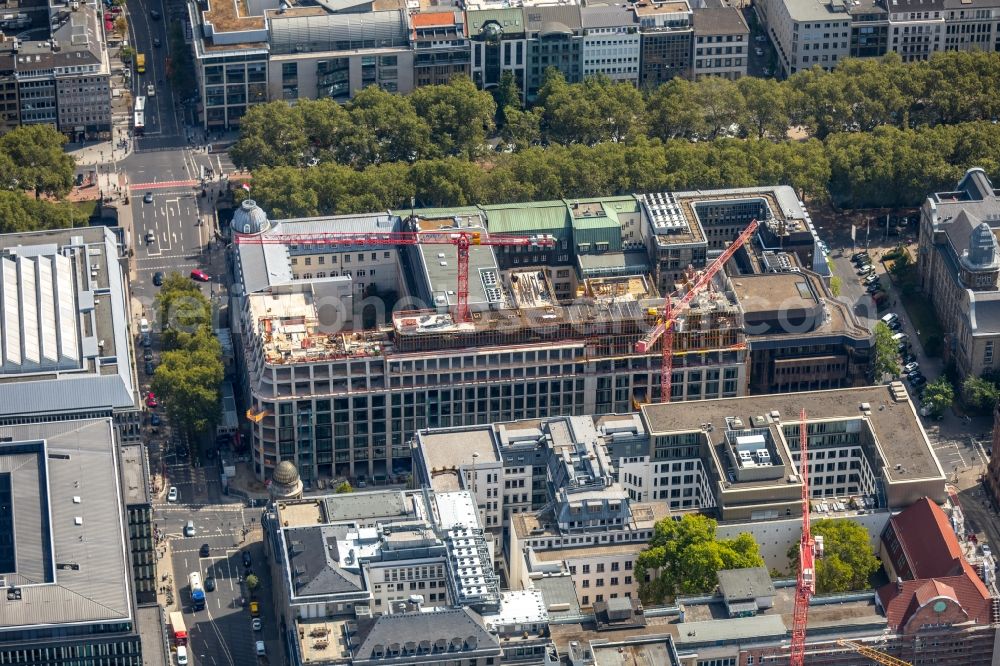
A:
242,551,252,568
252,618,262,632
205,576,216,592
852,251,870,262
153,271,164,286
167,486,178,502
153,37,161,47
145,392,158,408
145,360,155,375
866,283,881,294
143,347,153,361
858,266,875,276
199,544,210,559
184,520,196,537
888,320,902,331
911,376,927,388
150,413,161,426
904,362,919,373
190,269,210,282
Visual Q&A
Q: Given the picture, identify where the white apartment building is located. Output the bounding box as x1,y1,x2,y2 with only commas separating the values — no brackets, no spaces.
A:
581,4,641,83
758,0,852,75
888,0,945,61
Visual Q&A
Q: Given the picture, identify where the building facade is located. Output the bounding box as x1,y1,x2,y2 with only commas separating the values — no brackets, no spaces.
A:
691,5,750,80
917,168,1000,379
636,0,695,88
581,4,641,83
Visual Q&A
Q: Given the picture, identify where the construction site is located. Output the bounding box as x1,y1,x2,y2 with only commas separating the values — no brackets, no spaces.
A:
229,185,865,484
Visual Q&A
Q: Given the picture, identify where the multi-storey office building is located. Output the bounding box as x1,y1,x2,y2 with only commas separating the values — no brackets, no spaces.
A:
635,0,694,87
917,168,1000,379
691,2,750,81
0,0,112,139
581,3,641,83
411,10,471,87
0,227,141,442
231,184,864,484
0,418,144,666
231,192,766,483
757,0,852,76
524,6,584,97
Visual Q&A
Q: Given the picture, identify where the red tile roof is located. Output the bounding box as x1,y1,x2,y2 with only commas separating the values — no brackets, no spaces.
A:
877,497,993,630
410,10,459,27
888,497,965,579
878,564,992,630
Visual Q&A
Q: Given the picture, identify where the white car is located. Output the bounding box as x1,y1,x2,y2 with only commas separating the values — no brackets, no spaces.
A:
167,486,178,502
147,83,155,97
755,47,764,56
176,646,188,665
256,640,266,656
904,362,919,373
252,617,262,631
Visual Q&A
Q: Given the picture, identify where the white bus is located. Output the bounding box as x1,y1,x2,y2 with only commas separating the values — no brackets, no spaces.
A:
134,95,146,114
188,572,205,610
133,111,144,134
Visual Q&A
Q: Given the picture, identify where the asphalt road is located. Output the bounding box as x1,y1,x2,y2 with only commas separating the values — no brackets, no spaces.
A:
164,511,279,666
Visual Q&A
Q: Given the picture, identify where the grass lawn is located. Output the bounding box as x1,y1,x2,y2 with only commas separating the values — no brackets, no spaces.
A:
72,199,99,220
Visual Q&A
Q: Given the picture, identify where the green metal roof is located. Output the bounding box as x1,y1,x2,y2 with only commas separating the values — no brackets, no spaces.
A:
483,201,570,236
466,8,524,33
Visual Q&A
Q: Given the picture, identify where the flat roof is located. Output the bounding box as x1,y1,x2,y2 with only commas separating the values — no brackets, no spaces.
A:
0,227,137,418
0,418,132,631
642,386,944,482
420,427,501,474
693,6,749,34
201,0,264,33
735,272,816,312
119,444,150,506
533,542,650,562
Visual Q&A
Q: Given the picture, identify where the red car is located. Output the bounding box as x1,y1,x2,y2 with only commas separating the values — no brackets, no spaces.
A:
190,269,211,282
145,392,158,408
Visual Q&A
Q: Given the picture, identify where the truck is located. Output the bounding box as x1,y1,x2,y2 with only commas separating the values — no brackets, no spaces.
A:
135,52,145,74
189,572,206,611
168,611,188,645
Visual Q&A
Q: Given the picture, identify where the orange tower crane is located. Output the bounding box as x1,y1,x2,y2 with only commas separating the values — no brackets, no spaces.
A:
234,229,556,323
635,219,759,403
791,408,815,666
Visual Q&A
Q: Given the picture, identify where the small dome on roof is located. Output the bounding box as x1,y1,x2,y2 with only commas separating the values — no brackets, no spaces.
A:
967,222,998,267
232,199,271,235
272,460,300,486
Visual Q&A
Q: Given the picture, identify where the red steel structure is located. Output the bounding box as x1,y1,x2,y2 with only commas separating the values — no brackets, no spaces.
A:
635,219,759,403
235,230,555,323
791,407,815,666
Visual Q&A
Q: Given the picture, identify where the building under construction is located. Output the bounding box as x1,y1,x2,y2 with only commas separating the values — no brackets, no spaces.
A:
230,185,868,484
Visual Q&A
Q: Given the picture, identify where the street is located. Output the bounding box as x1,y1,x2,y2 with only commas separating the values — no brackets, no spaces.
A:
160,503,279,666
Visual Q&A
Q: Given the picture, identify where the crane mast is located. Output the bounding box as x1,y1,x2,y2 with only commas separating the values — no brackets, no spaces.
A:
635,218,759,403
234,229,555,322
791,408,814,666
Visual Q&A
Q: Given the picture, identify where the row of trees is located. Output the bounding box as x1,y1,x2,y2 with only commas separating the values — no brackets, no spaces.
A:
240,120,1000,216
151,275,224,453
634,515,878,603
232,51,1000,172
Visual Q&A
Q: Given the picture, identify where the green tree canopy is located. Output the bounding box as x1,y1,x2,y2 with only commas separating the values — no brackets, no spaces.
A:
962,375,1000,413
924,377,955,418
151,274,223,444
873,322,901,381
410,76,496,159
335,481,353,494
787,519,879,593
0,125,74,199
635,514,765,604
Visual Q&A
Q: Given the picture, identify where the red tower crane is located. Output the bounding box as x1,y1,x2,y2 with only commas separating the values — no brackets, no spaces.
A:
635,219,759,403
234,229,555,322
791,407,815,666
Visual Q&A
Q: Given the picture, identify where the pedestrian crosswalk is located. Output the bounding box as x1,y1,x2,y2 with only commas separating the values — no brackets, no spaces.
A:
130,179,198,190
